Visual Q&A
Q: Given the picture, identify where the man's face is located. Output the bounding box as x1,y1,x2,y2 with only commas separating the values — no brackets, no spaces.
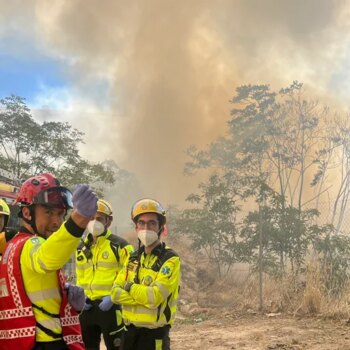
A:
34,205,65,238
135,213,160,233
0,214,5,232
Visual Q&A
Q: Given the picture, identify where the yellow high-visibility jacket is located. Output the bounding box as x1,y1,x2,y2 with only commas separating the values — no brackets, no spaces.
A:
76,229,134,300
19,219,85,342
0,232,6,254
0,230,17,255
111,242,181,329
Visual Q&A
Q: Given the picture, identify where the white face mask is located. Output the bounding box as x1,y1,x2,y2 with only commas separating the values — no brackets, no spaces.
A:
138,230,159,247
87,220,105,237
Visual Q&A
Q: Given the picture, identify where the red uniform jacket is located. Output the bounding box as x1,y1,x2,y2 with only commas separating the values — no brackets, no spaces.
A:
0,233,83,350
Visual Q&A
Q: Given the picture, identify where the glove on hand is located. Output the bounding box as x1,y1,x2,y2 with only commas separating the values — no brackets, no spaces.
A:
72,184,98,218
98,295,113,311
83,300,93,311
123,281,134,293
66,284,85,312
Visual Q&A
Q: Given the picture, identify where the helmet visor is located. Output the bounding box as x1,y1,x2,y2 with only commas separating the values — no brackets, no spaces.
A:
34,187,73,209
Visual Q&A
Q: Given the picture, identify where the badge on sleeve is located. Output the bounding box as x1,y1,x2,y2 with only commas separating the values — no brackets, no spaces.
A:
161,266,171,275
143,275,153,286
30,237,40,244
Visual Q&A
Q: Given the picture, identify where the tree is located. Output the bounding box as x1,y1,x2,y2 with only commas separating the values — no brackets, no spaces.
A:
313,226,350,295
0,94,115,189
181,82,342,273
173,173,244,277
311,115,350,232
241,192,321,274
178,81,350,301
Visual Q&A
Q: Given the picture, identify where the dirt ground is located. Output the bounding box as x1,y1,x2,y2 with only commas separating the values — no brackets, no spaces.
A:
100,313,350,349
170,314,350,350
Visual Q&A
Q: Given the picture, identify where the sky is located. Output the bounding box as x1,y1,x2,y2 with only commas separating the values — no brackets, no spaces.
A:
1,0,350,215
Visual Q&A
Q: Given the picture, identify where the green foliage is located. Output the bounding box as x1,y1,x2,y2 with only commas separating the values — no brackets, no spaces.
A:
313,227,350,296
173,173,243,276
180,81,349,290
0,94,115,189
241,195,323,275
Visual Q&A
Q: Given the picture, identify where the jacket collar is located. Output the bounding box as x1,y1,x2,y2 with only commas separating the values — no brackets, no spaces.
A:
143,241,165,257
20,226,35,235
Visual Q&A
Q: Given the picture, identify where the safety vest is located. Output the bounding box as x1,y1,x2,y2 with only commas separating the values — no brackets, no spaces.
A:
76,230,133,300
112,242,181,329
0,233,84,350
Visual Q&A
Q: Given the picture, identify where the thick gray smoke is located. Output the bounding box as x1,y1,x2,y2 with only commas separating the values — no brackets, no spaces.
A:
1,0,350,210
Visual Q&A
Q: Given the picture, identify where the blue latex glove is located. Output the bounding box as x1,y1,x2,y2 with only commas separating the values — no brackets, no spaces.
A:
72,184,98,218
66,284,85,312
98,295,113,311
82,297,93,311
83,302,93,311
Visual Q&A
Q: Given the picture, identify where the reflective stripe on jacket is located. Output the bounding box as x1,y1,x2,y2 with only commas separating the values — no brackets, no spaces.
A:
0,231,84,350
76,229,133,300
111,243,180,329
0,231,6,254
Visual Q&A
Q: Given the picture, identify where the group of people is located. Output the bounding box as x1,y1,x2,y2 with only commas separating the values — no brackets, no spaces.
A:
0,172,181,350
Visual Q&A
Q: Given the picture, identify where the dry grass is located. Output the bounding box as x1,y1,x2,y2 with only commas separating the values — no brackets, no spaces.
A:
167,237,350,321
299,262,323,315
178,256,350,320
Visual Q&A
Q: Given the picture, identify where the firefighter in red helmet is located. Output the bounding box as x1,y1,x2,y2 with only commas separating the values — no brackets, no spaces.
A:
0,173,98,350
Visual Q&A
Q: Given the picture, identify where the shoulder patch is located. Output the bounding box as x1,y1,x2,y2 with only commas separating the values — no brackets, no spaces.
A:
161,266,171,275
30,237,40,245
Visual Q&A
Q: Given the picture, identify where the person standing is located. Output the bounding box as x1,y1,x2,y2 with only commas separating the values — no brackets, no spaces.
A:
76,199,134,349
0,173,98,350
0,198,16,254
111,198,181,350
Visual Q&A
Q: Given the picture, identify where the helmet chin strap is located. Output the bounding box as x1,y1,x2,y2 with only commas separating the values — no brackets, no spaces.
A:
21,206,39,235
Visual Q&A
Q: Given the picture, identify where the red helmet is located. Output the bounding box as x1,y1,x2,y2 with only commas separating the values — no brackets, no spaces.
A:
15,173,73,209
